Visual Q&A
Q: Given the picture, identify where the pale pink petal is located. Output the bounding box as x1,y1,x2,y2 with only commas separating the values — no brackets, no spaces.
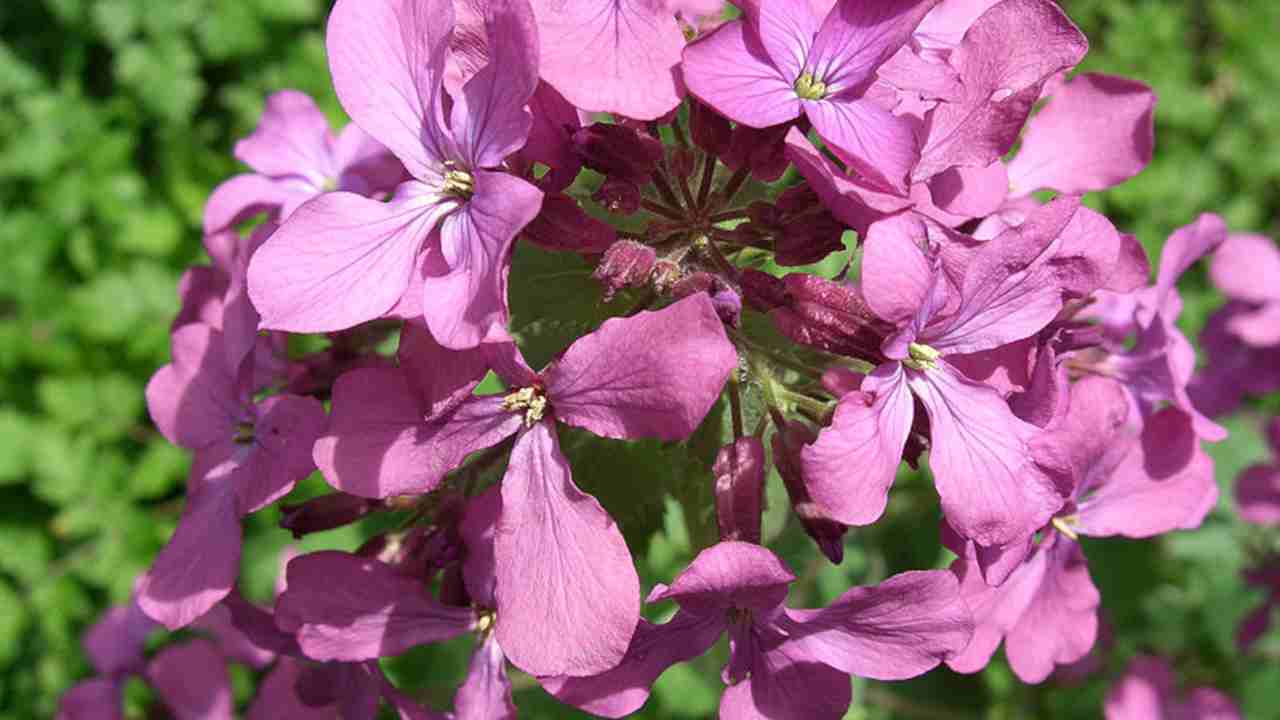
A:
946,538,1046,674
1007,73,1155,196
494,422,640,676
681,20,803,128
542,611,724,718
136,478,242,630
1104,232,1152,293
202,173,301,235
248,190,449,334
147,639,233,720
779,569,973,680
1104,655,1173,720
802,364,913,526
909,361,1067,546
533,0,684,119
1226,301,1280,347
234,90,334,182
805,96,918,192
333,123,407,194
275,551,477,661
314,376,522,499
327,0,453,178
547,294,738,441
422,171,542,349
1210,233,1280,303
654,542,796,618
448,0,539,169
782,128,914,236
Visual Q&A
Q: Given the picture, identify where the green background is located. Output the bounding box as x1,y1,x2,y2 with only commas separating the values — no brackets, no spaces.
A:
2,0,1279,717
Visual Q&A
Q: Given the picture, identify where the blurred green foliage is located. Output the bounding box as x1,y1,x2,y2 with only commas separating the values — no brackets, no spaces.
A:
1,0,1278,717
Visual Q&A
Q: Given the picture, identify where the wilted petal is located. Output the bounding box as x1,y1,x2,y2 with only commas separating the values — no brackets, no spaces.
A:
423,170,543,349
494,422,640,676
542,611,723,718
782,128,913,236
235,90,333,182
275,551,477,661
779,569,972,680
315,378,522,499
681,20,803,128
805,97,918,192
449,0,539,169
147,639,234,720
802,364,913,526
137,478,241,630
533,0,684,119
916,0,1087,180
327,0,453,178
653,541,795,615
454,633,516,720
547,294,738,441
909,361,1066,547
248,191,451,333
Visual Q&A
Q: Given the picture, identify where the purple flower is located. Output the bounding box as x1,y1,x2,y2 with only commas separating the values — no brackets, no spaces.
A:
946,377,1216,682
139,324,325,629
1209,232,1280,347
203,90,404,235
543,541,972,719
247,0,544,348
683,0,941,192
1104,655,1241,720
314,295,738,676
1236,417,1280,525
802,200,1096,554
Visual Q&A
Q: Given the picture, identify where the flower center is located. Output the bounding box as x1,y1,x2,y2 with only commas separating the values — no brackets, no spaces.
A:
1051,515,1080,541
233,421,256,445
794,72,828,101
443,167,475,199
904,342,941,371
320,176,339,192
501,386,547,427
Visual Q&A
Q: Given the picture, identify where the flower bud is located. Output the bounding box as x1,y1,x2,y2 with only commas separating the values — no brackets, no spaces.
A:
775,209,846,266
593,178,642,215
571,122,664,182
279,494,382,539
593,240,657,300
772,420,848,563
714,437,765,544
689,99,732,156
523,193,616,253
669,146,696,178
738,268,788,312
724,123,791,182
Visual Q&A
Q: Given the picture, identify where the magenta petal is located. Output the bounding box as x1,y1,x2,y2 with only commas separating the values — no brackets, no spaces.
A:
236,394,326,514
909,361,1066,546
454,633,517,720
494,422,640,676
234,90,333,181
654,541,795,615
548,294,738,441
146,639,234,720
1210,233,1280,304
718,642,853,720
275,551,477,661
448,0,538,169
248,191,448,333
58,679,122,720
398,322,493,417
946,539,1045,674
327,0,453,179
802,364,913,526
1153,213,1228,311
542,611,724,718
739,0,821,81
84,601,155,676
807,0,941,96
146,324,240,449
137,478,241,630
1104,655,1174,720
191,601,275,670
460,486,502,608
247,658,338,720
681,20,803,128
715,437,766,544
781,569,971,680
805,97,918,192
1007,73,1155,195
1226,301,1280,347
315,377,522,499
782,128,914,236
203,174,300,235
1003,535,1099,683
1237,465,1280,525
927,161,1009,218
861,215,936,325
533,0,684,119
423,171,542,349
333,123,406,194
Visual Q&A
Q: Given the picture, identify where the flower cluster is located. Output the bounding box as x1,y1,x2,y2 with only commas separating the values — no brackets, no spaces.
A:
61,0,1267,717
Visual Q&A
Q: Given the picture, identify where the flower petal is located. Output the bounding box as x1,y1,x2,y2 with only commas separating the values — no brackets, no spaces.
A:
1003,534,1099,683
494,422,640,676
455,633,517,720
652,541,795,615
247,190,448,333
422,171,542,349
275,551,477,661
1210,233,1280,304
681,20,803,128
234,90,333,182
805,96,918,192
547,294,738,441
398,321,493,418
718,641,853,720
202,174,302,235
802,364,914,526
782,128,914,236
715,437,766,544
147,639,234,720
